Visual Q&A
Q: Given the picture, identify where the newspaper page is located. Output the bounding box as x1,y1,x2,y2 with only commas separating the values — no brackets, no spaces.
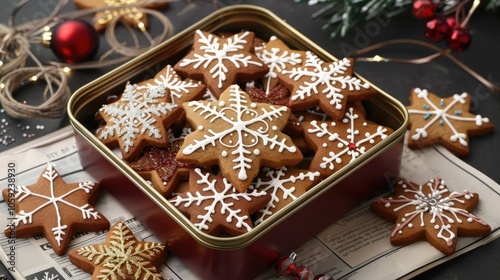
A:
0,127,499,280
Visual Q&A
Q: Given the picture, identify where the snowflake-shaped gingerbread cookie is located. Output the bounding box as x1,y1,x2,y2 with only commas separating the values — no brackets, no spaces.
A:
251,167,321,226
279,52,376,120
169,168,270,236
96,82,182,161
301,106,392,178
137,64,206,105
174,30,268,98
254,36,304,94
406,88,493,156
69,221,166,279
371,177,491,255
2,163,109,255
177,84,303,193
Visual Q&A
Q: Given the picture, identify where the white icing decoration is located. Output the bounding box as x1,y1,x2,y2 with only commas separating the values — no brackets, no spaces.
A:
252,167,320,225
77,222,164,280
170,168,268,232
408,88,490,147
306,107,388,171
256,41,302,95
282,52,370,111
182,85,297,181
179,30,263,89
10,163,101,247
136,65,202,104
98,82,178,153
375,178,489,247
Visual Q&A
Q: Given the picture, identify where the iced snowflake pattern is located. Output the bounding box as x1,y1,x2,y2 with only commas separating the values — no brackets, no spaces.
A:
407,88,490,147
178,30,264,91
282,52,371,118
372,178,490,254
170,168,269,234
97,82,178,158
252,167,320,225
8,163,104,252
181,84,299,182
304,107,389,174
256,36,303,95
137,65,204,105
74,222,165,280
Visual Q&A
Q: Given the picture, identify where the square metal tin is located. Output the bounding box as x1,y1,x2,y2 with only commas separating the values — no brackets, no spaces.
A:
68,5,408,280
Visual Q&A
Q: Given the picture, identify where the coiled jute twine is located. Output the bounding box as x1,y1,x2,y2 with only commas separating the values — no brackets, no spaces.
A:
0,0,176,119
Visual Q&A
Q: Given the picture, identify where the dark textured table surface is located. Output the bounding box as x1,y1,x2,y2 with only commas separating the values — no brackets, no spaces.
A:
1,1,499,279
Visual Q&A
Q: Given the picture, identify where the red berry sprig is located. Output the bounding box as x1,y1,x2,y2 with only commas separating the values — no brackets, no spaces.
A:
414,0,479,52
274,252,335,280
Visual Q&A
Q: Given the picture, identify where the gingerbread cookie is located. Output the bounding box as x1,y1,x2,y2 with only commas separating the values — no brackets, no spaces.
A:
137,64,206,106
69,221,166,279
3,163,109,256
74,0,170,32
278,52,376,120
177,84,303,193
169,168,270,236
371,177,491,255
174,30,268,98
406,88,494,157
254,36,304,93
96,82,182,161
251,167,321,226
129,139,198,197
301,105,392,178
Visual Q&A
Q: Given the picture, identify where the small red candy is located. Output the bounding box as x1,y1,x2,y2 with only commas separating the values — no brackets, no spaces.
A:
412,0,436,20
293,266,314,280
314,273,335,280
275,253,297,276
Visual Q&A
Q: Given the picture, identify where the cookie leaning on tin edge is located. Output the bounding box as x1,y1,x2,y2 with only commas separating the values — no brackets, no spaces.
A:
3,163,109,256
69,222,166,280
406,88,494,157
176,84,303,193
371,177,491,255
174,30,269,99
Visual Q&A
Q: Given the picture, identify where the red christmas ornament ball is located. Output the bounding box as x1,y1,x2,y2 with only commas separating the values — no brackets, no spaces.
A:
412,0,436,20
425,17,451,41
49,20,99,63
447,27,471,52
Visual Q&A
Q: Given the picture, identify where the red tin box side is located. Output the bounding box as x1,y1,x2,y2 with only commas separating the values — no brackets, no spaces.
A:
73,127,403,280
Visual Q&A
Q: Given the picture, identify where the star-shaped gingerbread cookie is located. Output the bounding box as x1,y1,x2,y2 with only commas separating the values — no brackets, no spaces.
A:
406,88,494,156
279,52,376,120
169,168,270,236
254,36,304,94
176,84,303,193
301,105,392,178
69,221,166,279
3,163,109,256
174,30,269,98
96,82,182,161
74,0,169,32
371,177,491,255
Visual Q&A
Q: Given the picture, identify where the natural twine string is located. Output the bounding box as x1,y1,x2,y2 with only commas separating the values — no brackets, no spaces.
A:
0,0,177,119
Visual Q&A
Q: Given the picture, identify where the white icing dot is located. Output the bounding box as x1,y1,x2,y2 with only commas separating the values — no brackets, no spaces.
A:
272,126,278,131
218,101,225,106
198,125,204,131
250,103,257,108
322,143,327,148
434,225,439,229
384,203,390,207
467,217,473,222
408,223,413,228
221,151,228,157
253,149,260,155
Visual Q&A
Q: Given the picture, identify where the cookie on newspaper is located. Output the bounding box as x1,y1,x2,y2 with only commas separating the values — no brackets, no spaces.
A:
169,168,271,236
3,163,109,256
406,88,494,157
278,51,376,120
69,221,166,279
371,177,491,255
95,82,182,161
176,84,303,193
174,30,268,98
301,105,392,178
